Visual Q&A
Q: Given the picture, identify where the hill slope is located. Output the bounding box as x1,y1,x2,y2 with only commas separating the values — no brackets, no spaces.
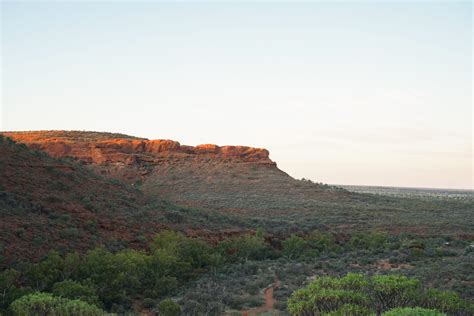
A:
0,135,168,266
2,131,473,237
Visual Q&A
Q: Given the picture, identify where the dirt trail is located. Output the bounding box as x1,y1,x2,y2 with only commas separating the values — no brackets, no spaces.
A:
241,279,280,316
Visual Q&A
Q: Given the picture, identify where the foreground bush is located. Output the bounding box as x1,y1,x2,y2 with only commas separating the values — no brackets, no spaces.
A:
10,292,107,316
52,280,100,306
382,307,446,316
287,273,471,316
157,298,180,316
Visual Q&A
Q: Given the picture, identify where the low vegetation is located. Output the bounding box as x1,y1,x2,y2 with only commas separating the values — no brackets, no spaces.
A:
287,273,470,315
1,230,472,315
0,132,472,315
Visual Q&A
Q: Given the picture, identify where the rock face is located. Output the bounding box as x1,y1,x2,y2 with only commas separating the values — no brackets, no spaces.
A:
1,131,274,166
5,131,334,218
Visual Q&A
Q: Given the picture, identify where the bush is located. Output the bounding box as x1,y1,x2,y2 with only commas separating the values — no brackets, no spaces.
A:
348,231,389,250
218,231,272,262
325,303,373,315
282,235,308,259
288,273,371,315
0,269,31,314
142,298,155,309
52,280,100,306
10,292,107,316
157,298,180,316
382,307,446,316
306,231,337,253
287,273,469,316
420,289,468,314
370,274,419,313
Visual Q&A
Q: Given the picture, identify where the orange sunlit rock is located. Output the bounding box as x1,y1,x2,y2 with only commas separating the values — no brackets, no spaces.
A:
1,131,273,165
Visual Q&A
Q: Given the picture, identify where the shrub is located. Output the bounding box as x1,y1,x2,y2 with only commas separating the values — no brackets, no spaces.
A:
382,307,446,316
0,269,31,314
287,273,371,315
287,273,469,316
324,303,373,315
218,231,272,262
282,235,308,259
157,298,180,316
52,280,100,306
306,231,337,253
142,298,155,309
370,274,419,313
420,289,468,314
10,292,107,316
348,231,389,250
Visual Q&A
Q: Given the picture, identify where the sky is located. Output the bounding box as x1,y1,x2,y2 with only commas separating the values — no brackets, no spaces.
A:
1,1,472,189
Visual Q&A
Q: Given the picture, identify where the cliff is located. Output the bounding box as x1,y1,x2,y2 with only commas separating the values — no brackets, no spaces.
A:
1,131,274,166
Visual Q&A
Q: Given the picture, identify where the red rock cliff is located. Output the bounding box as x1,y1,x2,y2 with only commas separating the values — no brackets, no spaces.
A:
1,131,274,166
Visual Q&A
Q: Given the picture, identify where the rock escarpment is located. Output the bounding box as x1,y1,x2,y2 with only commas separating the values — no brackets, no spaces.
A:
1,131,274,166
3,131,345,218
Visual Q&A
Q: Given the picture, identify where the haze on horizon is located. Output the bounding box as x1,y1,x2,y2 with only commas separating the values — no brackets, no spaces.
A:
1,1,472,190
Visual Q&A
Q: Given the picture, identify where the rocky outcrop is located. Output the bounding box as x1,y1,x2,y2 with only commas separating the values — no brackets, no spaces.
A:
1,131,275,166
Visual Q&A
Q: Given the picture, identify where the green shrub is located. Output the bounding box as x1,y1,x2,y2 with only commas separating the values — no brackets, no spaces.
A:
420,289,467,314
282,235,308,259
157,298,180,316
142,298,155,309
287,273,469,316
306,231,337,253
382,307,446,316
0,269,31,314
52,280,100,306
218,231,272,262
348,231,389,250
324,303,373,315
288,273,371,315
10,292,107,316
370,274,419,313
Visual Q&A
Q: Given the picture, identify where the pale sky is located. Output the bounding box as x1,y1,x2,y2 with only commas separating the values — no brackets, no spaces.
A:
1,1,472,189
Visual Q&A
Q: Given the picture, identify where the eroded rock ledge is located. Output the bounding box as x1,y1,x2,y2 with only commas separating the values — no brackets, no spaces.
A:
1,131,274,166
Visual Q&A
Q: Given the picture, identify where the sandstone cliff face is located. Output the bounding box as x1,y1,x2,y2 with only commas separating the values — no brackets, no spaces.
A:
1,131,274,166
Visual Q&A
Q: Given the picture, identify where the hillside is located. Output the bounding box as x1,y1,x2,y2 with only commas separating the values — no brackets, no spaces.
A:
0,135,167,266
1,131,473,315
2,131,473,236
